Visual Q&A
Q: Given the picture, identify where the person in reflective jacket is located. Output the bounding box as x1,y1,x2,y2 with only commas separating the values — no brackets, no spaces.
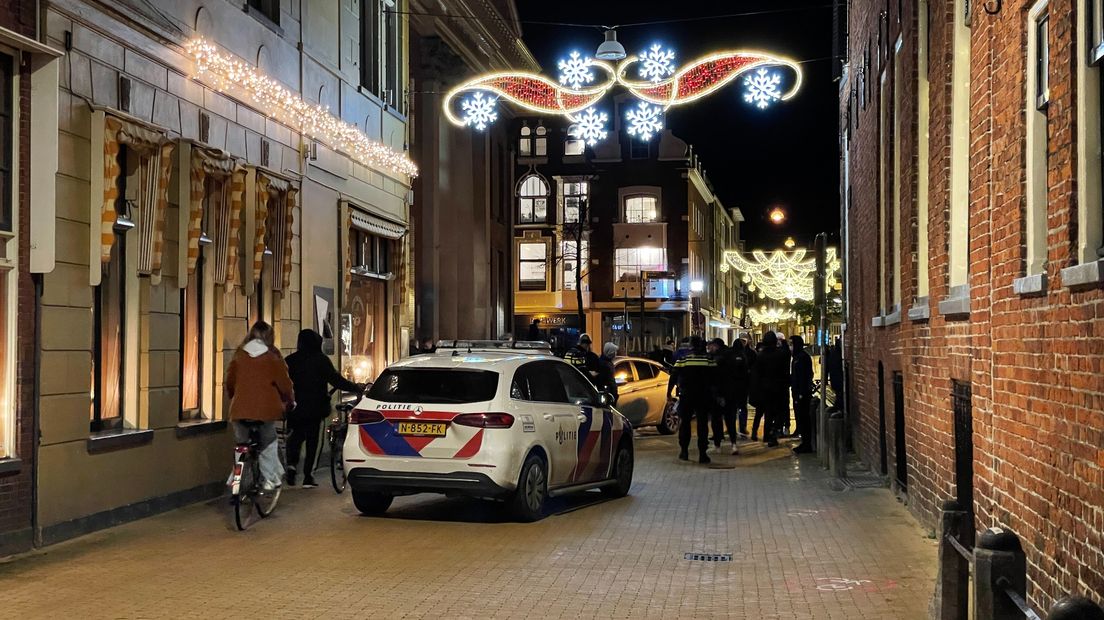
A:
666,336,718,464
563,333,599,379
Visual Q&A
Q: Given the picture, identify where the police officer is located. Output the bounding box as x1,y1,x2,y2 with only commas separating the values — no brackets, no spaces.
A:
564,333,600,379
667,336,718,464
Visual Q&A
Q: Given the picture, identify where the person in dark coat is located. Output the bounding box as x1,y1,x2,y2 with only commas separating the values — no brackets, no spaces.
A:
707,338,742,454
285,329,363,487
777,332,793,436
563,333,600,379
667,336,718,464
790,335,815,454
728,338,752,438
527,319,541,341
595,342,620,403
753,331,791,447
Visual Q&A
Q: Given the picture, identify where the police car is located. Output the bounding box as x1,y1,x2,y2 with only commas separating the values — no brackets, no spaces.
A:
342,341,634,521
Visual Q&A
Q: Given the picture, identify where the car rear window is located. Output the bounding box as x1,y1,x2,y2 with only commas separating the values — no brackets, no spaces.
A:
368,369,499,404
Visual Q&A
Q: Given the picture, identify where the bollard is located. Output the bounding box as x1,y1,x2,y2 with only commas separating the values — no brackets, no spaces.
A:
1048,596,1104,620
828,410,845,478
817,400,829,467
932,500,971,620
974,527,1027,620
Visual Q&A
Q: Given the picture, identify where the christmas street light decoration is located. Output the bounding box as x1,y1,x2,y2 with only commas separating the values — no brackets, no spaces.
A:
461,92,498,130
723,248,841,303
186,38,418,178
442,43,802,143
570,107,610,146
748,307,797,326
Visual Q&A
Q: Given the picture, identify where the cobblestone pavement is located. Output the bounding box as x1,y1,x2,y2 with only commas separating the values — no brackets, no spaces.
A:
0,433,936,619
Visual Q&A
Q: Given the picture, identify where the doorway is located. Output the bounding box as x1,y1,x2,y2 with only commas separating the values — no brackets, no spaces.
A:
892,371,907,491
952,380,975,543
877,362,887,476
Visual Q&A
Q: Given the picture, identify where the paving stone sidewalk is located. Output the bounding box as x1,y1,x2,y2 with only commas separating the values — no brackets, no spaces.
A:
0,433,936,619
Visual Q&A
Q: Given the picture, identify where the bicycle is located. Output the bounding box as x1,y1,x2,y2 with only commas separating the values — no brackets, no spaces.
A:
328,387,367,494
228,421,281,530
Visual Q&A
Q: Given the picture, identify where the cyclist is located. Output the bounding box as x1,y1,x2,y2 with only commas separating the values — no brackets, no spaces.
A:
226,321,295,491
285,329,364,488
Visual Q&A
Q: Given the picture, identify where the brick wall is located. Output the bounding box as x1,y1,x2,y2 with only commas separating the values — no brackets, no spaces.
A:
0,0,38,556
844,0,1104,609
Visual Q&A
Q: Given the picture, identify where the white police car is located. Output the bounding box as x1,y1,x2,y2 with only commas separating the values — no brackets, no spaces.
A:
342,341,634,521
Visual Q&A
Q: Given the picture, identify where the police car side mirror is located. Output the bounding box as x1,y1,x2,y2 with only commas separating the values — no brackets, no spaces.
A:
598,392,615,407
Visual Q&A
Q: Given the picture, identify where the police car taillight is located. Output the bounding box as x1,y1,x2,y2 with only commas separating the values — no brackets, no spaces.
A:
349,409,384,424
453,413,514,429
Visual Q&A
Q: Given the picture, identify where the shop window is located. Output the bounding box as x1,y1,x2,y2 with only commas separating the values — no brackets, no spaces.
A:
624,195,658,223
0,51,13,457
247,0,280,26
519,124,532,156
561,179,588,223
93,229,127,432
351,228,391,275
1026,1,1050,278
518,242,548,290
535,124,547,156
180,177,221,419
517,174,548,224
562,239,588,291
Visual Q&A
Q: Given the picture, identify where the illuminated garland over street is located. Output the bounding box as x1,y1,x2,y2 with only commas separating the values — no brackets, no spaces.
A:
723,248,841,303
748,307,797,326
443,46,802,144
186,39,419,178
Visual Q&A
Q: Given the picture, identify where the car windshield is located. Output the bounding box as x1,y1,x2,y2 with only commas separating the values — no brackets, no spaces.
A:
367,368,499,404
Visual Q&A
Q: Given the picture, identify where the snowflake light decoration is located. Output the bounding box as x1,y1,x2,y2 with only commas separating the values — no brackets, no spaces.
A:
570,107,609,146
625,101,664,141
557,51,595,90
744,68,783,109
460,92,498,130
638,44,676,83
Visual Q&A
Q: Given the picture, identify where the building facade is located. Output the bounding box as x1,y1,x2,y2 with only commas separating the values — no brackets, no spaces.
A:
511,102,746,353
28,0,413,544
408,0,537,343
842,0,1104,606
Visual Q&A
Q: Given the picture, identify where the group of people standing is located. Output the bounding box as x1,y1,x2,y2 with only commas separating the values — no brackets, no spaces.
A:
665,331,816,464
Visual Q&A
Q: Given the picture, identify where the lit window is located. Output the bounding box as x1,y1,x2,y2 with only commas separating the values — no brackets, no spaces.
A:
565,137,585,156
624,195,658,223
562,180,588,223
519,242,547,290
535,124,547,156
946,0,971,290
0,51,13,457
615,247,667,281
562,240,589,290
93,223,126,431
1026,1,1050,277
518,174,548,224
181,179,217,416
916,0,931,299
519,124,532,156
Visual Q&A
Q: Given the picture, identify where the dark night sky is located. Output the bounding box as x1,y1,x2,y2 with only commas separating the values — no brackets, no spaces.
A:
514,0,840,250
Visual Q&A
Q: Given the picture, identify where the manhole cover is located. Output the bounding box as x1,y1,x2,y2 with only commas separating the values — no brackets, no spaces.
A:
683,553,732,562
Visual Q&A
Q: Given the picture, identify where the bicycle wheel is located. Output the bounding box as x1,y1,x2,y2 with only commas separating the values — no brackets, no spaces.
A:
233,457,257,531
330,429,347,494
255,457,281,518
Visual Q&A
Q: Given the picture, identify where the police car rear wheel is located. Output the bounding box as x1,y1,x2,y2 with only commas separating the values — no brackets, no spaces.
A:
510,454,547,522
352,490,393,516
602,442,633,498
657,401,679,435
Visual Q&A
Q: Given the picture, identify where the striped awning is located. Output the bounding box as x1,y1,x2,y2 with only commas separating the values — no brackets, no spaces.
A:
349,208,406,239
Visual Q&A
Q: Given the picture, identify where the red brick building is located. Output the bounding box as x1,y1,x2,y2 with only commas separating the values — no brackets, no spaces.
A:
0,0,57,555
842,0,1104,608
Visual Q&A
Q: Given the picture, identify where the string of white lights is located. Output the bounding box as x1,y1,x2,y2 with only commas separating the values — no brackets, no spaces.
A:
186,39,419,178
748,307,796,326
723,248,840,303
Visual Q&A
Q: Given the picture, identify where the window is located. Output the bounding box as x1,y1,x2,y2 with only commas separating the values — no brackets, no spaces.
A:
512,361,568,402
351,228,391,275
564,136,585,156
630,138,650,159
561,180,588,223
613,362,634,385
562,240,588,291
247,0,280,26
615,247,667,281
359,0,379,90
519,242,548,290
519,124,532,156
369,369,499,403
1076,0,1104,261
624,195,658,223
382,0,402,108
633,361,658,380
535,124,547,156
916,0,931,299
947,0,971,290
554,363,599,404
0,51,13,457
360,0,403,108
892,38,903,310
93,194,127,433
1026,0,1050,278
517,174,548,224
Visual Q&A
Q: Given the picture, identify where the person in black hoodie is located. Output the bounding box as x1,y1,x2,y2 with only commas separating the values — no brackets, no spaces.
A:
285,329,362,487
790,335,815,454
753,331,791,447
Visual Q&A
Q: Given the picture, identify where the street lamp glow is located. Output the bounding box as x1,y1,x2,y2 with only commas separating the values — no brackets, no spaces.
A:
690,280,704,293
769,208,786,225
784,236,796,249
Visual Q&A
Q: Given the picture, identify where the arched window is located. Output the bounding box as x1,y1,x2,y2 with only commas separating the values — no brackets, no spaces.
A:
624,195,658,223
518,175,549,224
519,124,532,156
535,124,547,156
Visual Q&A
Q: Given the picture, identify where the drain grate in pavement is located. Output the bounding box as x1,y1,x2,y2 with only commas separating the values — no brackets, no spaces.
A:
683,552,732,562
829,471,889,491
